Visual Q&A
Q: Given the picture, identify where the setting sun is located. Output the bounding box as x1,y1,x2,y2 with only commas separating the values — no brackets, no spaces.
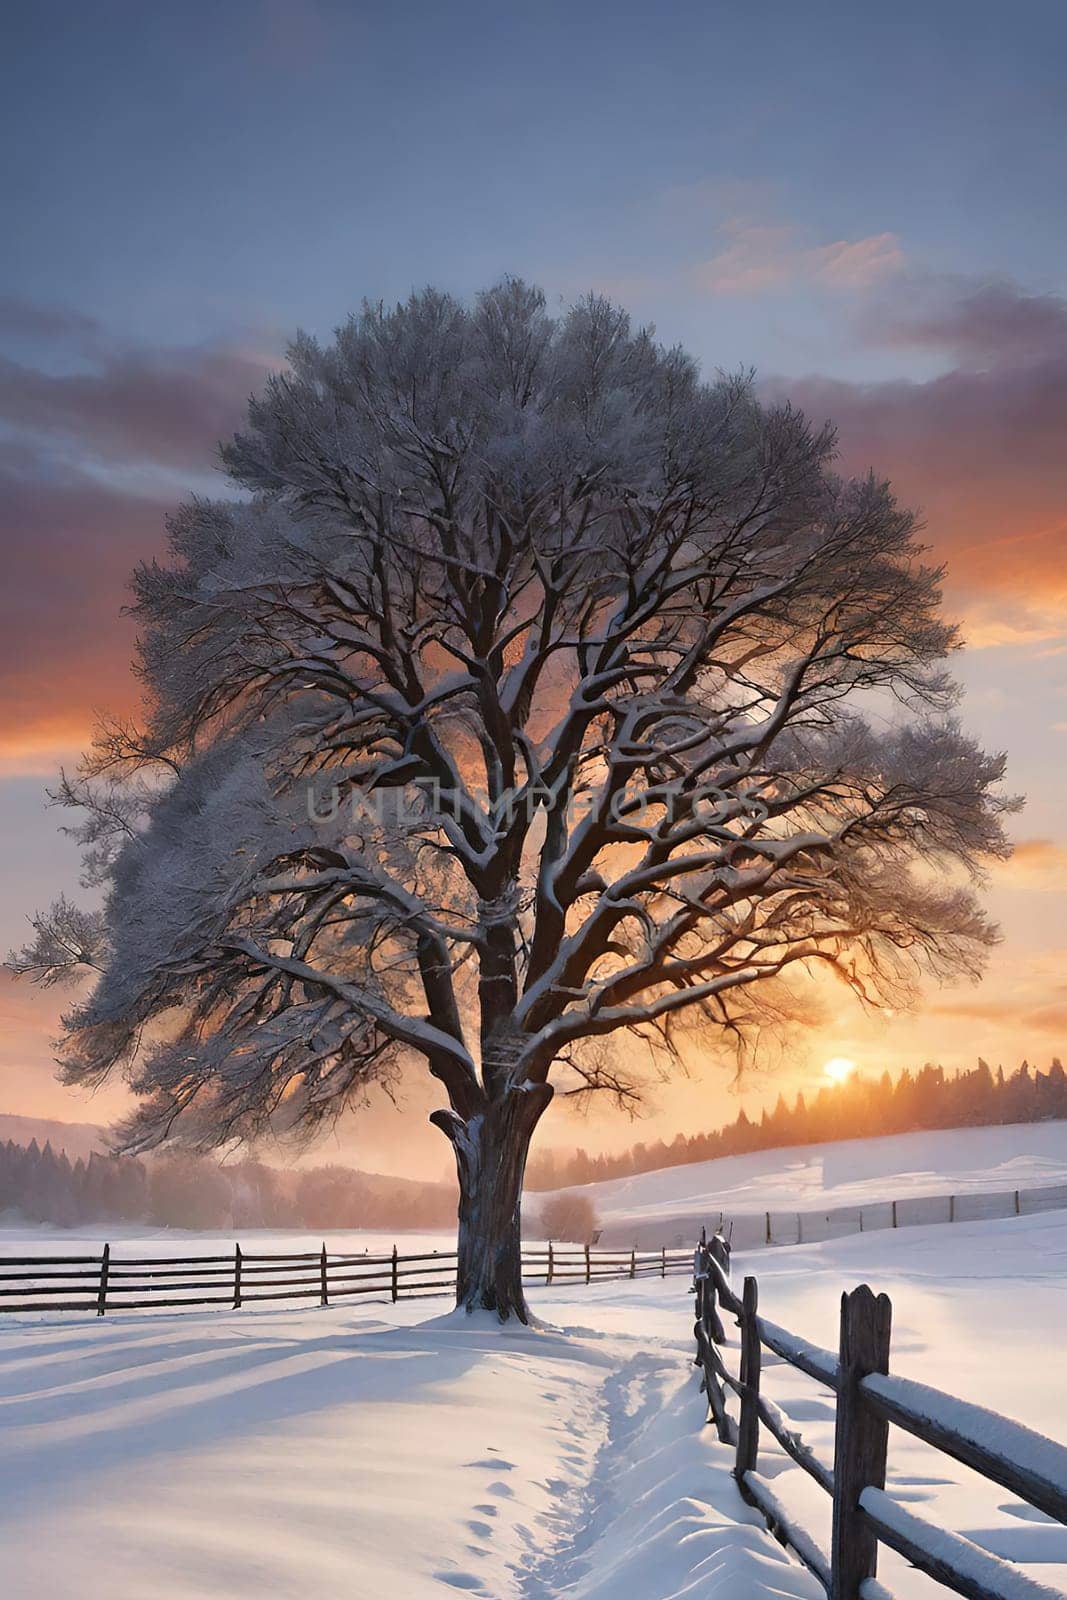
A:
824,1056,857,1084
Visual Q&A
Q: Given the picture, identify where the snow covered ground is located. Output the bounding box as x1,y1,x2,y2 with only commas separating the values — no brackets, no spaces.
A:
0,1277,818,1600
554,1120,1067,1245
731,1209,1067,1599
1,1206,1064,1599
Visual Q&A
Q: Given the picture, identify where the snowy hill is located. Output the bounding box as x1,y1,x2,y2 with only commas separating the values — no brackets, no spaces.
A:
549,1121,1067,1246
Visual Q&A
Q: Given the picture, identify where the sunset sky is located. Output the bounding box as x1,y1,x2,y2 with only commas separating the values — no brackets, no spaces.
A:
1,0,1065,1175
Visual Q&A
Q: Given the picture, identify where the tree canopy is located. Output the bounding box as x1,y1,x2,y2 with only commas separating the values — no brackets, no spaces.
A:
9,280,1016,1315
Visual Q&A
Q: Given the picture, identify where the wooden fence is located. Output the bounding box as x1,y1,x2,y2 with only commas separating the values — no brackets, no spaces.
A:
693,1233,1067,1600
610,1178,1067,1251
0,1240,696,1315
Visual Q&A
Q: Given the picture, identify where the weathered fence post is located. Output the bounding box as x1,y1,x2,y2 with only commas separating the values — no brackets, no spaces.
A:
661,1245,667,1278
96,1243,110,1317
765,1211,771,1245
735,1275,761,1488
391,1244,399,1303
693,1241,706,1364
585,1242,591,1285
320,1242,329,1307
1014,1189,1021,1215
830,1285,893,1600
891,1200,898,1228
949,1195,955,1223
233,1242,242,1309
705,1233,728,1345
693,1239,732,1445
629,1247,636,1280
547,1241,554,1285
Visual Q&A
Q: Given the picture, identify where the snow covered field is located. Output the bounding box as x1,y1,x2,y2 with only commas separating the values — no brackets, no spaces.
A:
0,1275,815,1600
0,1222,457,1259
559,1120,1067,1245
1,1207,1064,1599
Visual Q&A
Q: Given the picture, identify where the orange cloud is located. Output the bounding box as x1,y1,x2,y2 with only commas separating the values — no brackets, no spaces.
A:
0,464,153,769
0,973,126,1121
698,220,904,296
808,232,906,288
930,996,1067,1035
994,839,1067,892
768,290,1067,636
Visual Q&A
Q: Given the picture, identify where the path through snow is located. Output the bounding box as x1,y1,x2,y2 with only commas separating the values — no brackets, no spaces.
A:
516,1347,820,1600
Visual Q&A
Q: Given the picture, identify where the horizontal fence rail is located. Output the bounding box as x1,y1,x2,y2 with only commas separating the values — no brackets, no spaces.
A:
692,1232,1067,1600
0,1241,696,1316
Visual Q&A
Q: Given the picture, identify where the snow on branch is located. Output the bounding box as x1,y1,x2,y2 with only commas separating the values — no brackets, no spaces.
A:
9,279,1018,1154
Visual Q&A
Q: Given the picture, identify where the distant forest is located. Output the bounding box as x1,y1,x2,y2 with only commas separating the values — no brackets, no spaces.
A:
0,1143,456,1232
524,1058,1067,1190
2,1058,1064,1228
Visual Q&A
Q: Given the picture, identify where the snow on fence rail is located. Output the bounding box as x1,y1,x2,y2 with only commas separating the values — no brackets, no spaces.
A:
0,1241,696,1315
618,1179,1067,1252
693,1232,1067,1600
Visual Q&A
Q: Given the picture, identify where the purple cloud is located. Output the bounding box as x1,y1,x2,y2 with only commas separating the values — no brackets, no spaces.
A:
0,298,278,471
0,345,274,471
861,276,1067,367
0,296,102,347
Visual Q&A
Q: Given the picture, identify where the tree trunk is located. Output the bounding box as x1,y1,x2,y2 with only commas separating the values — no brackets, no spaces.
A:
434,1082,552,1322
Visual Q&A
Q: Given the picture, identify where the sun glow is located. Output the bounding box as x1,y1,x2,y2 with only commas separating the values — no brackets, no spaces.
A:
824,1056,857,1084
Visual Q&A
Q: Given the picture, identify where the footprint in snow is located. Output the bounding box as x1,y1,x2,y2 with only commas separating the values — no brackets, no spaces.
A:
999,1502,1058,1524
434,1573,485,1591
780,1398,835,1422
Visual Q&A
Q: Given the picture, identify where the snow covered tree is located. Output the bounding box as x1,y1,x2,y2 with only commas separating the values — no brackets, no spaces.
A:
536,1191,599,1245
9,281,1016,1319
